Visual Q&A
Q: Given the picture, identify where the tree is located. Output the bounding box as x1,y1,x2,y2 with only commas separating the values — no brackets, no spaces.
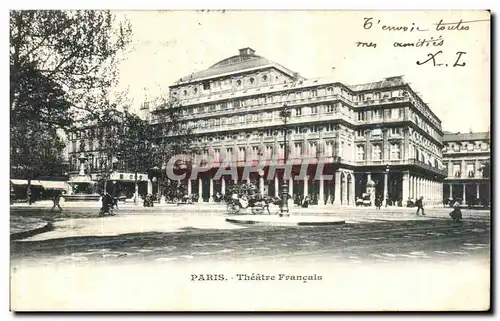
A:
115,97,197,204
10,10,132,199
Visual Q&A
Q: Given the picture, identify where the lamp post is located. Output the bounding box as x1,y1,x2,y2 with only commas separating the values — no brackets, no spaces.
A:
383,164,389,207
279,104,292,216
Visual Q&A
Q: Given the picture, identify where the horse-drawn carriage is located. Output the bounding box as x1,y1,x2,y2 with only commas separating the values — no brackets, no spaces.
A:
225,182,280,215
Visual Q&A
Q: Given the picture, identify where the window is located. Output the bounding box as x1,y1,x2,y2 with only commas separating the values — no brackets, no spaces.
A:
391,128,400,136
325,141,334,157
374,92,381,100
309,141,317,158
236,79,242,86
265,129,273,137
251,146,259,157
311,106,318,115
358,111,366,121
226,148,233,160
453,144,460,152
238,147,246,161
183,90,188,96
326,104,335,113
311,90,318,98
453,164,461,177
294,143,302,157
467,143,474,151
202,81,210,90
356,129,364,137
326,124,335,132
356,145,365,161
327,87,333,94
262,75,268,82
193,88,198,94
372,128,382,137
294,127,301,134
214,149,220,163
467,164,475,177
391,108,400,119
249,78,255,85
234,100,241,108
295,108,302,116
390,143,400,159
310,125,321,133
372,109,382,120
481,142,488,150
265,145,273,158
372,144,382,160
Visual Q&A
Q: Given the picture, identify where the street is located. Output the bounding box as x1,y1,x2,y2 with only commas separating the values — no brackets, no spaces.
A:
11,206,491,265
10,206,491,311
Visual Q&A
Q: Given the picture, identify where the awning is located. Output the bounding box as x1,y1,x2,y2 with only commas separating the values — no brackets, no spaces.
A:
38,180,69,190
10,179,43,187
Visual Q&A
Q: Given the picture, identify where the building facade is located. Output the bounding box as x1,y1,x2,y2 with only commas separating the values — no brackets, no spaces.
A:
66,109,149,197
151,48,447,206
442,131,491,206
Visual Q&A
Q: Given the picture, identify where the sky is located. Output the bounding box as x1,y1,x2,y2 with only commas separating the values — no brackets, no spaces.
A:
113,10,490,133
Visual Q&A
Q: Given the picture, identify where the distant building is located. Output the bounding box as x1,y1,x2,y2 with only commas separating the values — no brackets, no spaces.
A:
442,131,491,206
151,48,447,206
66,108,149,197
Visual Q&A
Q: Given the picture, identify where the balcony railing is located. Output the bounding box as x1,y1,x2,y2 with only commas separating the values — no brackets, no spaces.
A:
355,158,447,175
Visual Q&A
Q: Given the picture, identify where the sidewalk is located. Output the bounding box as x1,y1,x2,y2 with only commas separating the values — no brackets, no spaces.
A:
10,216,52,240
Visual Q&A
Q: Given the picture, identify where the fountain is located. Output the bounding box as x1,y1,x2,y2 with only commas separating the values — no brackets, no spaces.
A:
63,153,101,202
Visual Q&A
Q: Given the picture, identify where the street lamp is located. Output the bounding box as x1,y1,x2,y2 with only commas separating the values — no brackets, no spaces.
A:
279,104,292,216
383,164,389,207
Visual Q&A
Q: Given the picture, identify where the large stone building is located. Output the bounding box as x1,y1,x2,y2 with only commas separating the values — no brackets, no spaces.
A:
151,47,447,206
442,131,491,206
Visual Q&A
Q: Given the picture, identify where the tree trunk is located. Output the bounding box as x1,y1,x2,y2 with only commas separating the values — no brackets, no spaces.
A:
27,178,32,205
134,171,139,205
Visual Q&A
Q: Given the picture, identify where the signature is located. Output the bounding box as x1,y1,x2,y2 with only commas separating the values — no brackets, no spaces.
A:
416,51,467,67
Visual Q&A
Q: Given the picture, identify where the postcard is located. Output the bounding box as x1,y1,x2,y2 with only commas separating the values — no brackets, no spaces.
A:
9,10,491,311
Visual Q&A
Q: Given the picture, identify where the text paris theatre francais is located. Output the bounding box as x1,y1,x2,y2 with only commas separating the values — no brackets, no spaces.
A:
191,273,323,283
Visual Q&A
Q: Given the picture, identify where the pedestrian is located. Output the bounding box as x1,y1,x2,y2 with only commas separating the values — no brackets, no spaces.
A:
449,204,463,222
415,196,425,216
51,190,63,212
375,197,382,210
302,196,310,208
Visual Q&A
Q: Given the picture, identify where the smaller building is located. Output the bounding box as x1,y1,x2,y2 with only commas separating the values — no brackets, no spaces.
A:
442,131,490,206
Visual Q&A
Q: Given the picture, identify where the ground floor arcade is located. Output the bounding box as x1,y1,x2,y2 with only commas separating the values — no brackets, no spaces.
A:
153,164,444,207
443,180,491,206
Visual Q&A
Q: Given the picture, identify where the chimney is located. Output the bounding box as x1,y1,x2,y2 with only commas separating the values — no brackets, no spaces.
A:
239,47,255,56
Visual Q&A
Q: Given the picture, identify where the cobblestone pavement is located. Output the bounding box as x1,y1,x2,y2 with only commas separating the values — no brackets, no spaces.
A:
11,211,490,266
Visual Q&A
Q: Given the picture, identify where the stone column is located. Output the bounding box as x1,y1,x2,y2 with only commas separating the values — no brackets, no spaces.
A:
147,179,153,195
402,172,410,204
274,176,279,197
198,178,203,203
209,178,214,202
341,174,347,206
187,179,192,196
408,175,412,200
351,174,356,206
449,184,453,199
476,183,480,199
304,176,309,197
221,178,226,195
383,171,388,206
319,175,325,205
289,177,294,199
462,183,467,205
461,160,466,178
334,171,341,205
448,161,453,177
259,176,265,195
